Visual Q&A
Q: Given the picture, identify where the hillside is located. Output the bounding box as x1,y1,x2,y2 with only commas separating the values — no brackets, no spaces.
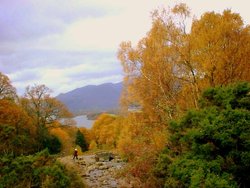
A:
56,82,123,114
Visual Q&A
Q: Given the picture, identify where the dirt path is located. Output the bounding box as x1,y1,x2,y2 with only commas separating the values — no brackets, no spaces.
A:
58,153,132,188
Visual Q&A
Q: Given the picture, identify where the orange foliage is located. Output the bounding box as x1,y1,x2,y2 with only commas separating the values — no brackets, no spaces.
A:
117,113,167,184
117,4,250,185
50,127,69,141
49,125,80,155
0,99,36,154
118,5,250,120
0,99,35,135
89,140,98,150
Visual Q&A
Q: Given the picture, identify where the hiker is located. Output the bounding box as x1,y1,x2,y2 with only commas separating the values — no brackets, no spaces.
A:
73,148,78,159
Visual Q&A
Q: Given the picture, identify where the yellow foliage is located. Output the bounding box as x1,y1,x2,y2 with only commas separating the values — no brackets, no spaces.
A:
190,10,250,88
89,140,97,150
118,5,250,120
90,113,120,149
117,113,167,161
50,127,69,141
116,4,250,186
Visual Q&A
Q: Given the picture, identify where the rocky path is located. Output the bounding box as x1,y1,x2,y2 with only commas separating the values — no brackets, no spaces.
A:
59,152,132,188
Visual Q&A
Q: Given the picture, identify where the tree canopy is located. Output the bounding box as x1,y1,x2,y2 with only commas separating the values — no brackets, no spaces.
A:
21,84,72,127
118,5,250,121
0,72,17,100
155,82,250,187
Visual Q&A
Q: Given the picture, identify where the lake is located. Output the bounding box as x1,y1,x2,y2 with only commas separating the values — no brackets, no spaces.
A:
73,115,95,129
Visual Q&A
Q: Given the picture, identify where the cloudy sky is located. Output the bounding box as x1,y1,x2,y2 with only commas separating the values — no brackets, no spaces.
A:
0,0,249,96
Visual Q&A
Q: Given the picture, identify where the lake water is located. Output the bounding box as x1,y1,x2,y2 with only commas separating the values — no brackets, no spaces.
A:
73,115,94,129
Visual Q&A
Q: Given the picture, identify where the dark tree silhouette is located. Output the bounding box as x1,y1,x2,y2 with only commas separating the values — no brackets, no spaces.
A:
75,129,88,152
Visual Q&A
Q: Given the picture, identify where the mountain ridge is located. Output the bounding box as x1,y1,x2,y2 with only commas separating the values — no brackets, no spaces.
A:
56,82,123,114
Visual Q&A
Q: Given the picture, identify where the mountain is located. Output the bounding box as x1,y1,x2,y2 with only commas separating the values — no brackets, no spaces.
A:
56,82,123,114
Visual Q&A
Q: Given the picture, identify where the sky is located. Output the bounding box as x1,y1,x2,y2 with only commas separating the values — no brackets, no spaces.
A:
0,0,249,96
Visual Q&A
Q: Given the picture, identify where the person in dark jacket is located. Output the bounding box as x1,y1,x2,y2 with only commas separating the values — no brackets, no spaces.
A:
73,148,78,159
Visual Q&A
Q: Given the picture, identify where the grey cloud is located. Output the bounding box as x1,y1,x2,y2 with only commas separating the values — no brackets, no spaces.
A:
67,65,122,81
0,0,123,95
0,48,122,94
0,2,64,42
0,0,109,42
0,49,117,73
43,2,108,24
10,69,41,83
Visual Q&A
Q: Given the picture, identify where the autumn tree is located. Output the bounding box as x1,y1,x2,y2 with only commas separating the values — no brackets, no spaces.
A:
190,10,250,88
49,125,84,155
21,84,72,127
172,9,250,112
21,84,72,152
118,4,250,119
117,3,250,186
90,113,121,149
118,4,192,121
117,112,167,186
0,99,36,155
0,72,17,100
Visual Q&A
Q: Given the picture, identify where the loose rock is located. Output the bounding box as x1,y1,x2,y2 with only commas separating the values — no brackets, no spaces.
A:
68,152,129,188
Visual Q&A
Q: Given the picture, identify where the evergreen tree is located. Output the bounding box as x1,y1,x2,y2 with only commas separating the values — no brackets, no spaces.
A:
75,130,88,152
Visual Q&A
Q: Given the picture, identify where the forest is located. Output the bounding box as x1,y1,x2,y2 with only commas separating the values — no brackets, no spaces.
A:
1,3,250,188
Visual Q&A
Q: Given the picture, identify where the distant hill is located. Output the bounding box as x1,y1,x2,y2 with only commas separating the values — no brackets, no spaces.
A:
56,82,123,114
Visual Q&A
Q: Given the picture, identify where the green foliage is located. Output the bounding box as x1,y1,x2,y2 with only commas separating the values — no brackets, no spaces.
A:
0,149,84,188
0,124,36,155
47,135,62,154
200,82,250,110
75,129,88,152
0,73,83,187
36,126,62,154
155,82,250,187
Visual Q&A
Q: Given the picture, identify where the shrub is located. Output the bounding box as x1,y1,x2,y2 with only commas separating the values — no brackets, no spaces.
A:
0,149,84,188
155,82,250,187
